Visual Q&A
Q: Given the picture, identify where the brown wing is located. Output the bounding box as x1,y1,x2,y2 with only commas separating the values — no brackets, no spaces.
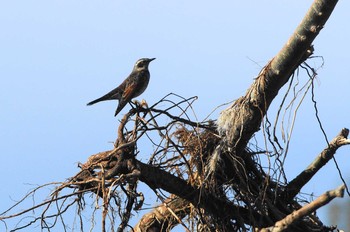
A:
122,81,138,102
114,81,138,116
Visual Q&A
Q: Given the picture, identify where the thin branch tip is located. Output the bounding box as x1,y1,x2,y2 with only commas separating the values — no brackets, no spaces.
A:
340,128,349,137
333,185,345,198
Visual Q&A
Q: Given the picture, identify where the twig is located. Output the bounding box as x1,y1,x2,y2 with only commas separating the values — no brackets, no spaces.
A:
284,128,350,201
260,185,345,232
0,187,96,220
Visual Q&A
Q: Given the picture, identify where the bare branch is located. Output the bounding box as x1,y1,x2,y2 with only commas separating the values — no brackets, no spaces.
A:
133,195,190,232
260,185,345,232
284,128,350,201
137,160,269,227
218,0,338,152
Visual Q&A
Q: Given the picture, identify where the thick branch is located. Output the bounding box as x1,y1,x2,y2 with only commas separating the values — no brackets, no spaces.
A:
137,160,270,227
260,185,345,232
218,0,338,152
133,195,190,232
267,0,338,96
284,128,350,201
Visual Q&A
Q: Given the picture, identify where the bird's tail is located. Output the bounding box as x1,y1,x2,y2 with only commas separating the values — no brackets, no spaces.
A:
87,97,106,106
87,91,120,106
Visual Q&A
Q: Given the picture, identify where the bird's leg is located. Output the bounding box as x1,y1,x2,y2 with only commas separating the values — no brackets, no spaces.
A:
129,100,144,110
128,100,137,110
128,100,148,117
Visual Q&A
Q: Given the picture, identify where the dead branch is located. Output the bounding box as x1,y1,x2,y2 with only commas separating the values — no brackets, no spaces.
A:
133,195,191,232
217,0,338,153
138,160,270,227
284,128,350,201
260,185,345,232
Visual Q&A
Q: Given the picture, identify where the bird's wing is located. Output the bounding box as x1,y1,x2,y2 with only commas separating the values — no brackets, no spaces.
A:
114,81,138,116
122,81,138,102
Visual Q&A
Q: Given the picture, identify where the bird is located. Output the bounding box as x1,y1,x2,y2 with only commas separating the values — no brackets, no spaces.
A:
87,58,155,116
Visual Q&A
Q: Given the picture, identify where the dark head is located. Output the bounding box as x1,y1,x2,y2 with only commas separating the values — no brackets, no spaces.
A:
133,58,156,72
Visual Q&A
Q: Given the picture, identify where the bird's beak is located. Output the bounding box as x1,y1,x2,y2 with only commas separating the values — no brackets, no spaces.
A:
149,58,156,62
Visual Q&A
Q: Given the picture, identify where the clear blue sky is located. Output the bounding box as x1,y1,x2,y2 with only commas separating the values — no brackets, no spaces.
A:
1,0,349,230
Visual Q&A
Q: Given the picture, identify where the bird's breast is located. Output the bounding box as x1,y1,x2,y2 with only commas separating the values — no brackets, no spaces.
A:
134,71,150,97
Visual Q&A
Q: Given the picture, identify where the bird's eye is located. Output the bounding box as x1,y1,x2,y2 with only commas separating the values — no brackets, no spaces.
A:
137,61,145,67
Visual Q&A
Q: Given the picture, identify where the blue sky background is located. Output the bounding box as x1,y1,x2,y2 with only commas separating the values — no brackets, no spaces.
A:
1,0,349,230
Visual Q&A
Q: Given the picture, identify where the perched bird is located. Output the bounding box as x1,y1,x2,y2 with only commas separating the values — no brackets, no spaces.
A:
87,58,155,116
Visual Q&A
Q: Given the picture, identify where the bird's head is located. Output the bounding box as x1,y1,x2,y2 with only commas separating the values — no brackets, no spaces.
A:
133,58,156,71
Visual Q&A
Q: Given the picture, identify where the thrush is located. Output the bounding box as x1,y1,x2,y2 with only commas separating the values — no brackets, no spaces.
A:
87,58,155,116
